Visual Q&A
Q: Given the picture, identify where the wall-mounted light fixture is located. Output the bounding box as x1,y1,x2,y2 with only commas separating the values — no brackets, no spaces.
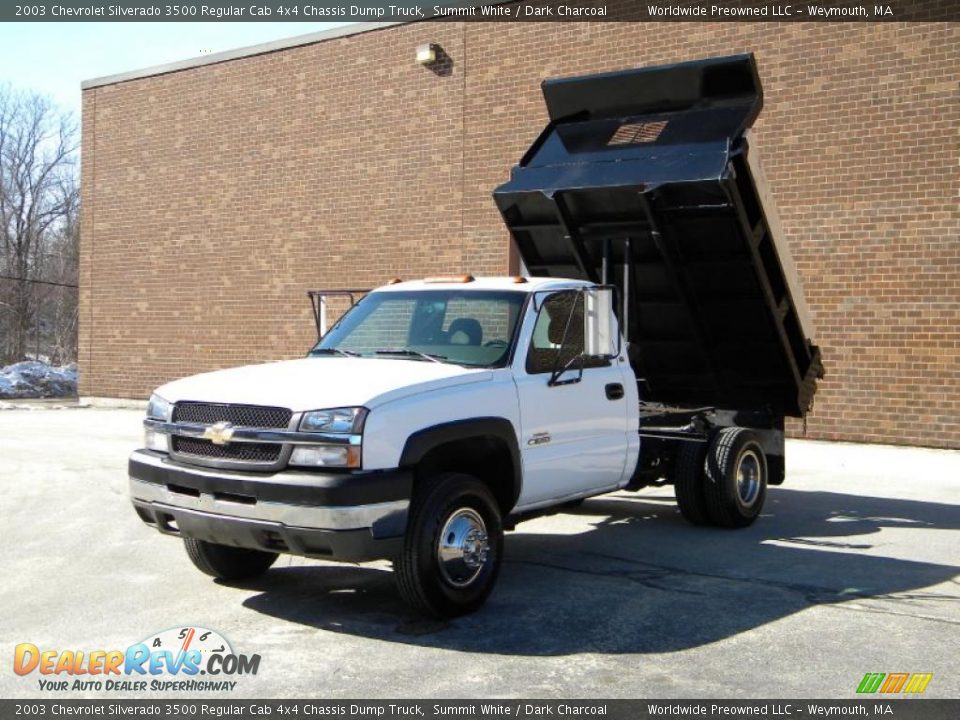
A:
416,44,438,66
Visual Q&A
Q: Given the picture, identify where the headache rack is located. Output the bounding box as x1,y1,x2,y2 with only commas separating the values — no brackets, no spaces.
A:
307,288,371,339
494,53,824,421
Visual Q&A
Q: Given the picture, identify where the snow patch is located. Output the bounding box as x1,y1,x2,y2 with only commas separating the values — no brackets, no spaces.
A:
0,361,77,399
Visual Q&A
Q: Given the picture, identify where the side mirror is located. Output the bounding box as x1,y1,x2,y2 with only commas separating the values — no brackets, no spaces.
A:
584,286,618,358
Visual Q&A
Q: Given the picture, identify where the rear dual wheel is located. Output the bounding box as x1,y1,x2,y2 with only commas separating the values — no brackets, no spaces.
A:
674,427,768,528
674,441,711,526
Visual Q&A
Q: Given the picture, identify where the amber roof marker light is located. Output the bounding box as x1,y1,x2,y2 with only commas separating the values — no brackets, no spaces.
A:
423,274,475,284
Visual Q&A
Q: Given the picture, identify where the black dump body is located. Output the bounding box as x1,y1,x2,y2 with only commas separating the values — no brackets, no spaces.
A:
494,54,823,418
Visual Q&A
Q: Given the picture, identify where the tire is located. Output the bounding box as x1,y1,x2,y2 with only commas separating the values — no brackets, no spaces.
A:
395,472,503,618
183,538,278,581
673,441,712,526
703,428,768,528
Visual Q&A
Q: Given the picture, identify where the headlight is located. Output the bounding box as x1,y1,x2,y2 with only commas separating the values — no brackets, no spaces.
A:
299,407,367,434
144,428,169,453
293,407,366,468
146,394,173,422
290,444,360,468
145,394,172,453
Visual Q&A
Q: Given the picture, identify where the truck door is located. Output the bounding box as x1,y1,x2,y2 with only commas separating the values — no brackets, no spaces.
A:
513,290,631,509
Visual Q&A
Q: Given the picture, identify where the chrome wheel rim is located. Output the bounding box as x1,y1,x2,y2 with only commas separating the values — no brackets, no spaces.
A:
736,449,762,507
437,507,489,588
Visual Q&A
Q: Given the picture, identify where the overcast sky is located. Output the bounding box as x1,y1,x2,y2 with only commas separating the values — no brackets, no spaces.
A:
0,22,356,121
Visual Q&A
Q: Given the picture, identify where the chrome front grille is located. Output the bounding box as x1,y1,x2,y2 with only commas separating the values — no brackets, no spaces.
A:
172,437,282,464
173,402,292,429
170,402,293,469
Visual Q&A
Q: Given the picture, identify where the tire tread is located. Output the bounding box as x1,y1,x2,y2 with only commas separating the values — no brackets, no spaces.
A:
674,441,711,526
395,475,449,615
183,538,277,581
703,427,767,529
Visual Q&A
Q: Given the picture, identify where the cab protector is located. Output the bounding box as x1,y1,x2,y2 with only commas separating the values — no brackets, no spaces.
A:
494,54,824,417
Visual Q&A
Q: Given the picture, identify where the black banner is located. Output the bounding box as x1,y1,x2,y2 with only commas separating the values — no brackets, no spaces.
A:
2,0,957,22
2,701,959,720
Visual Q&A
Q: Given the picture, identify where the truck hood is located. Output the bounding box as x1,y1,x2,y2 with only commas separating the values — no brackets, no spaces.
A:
154,357,492,411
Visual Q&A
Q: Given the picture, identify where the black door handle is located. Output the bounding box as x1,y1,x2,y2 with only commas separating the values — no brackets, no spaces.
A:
605,383,624,400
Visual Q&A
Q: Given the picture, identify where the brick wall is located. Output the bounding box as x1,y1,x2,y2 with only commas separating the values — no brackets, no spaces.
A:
80,21,960,448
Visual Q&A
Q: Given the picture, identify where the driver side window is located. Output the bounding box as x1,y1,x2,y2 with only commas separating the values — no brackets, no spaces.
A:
526,292,586,374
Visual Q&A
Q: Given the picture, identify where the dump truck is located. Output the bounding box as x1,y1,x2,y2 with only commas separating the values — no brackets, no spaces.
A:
129,54,824,618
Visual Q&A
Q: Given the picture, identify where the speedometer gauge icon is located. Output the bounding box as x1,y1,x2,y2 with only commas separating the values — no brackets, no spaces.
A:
140,626,232,671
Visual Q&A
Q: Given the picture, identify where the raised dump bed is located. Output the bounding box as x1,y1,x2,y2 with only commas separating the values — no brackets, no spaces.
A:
494,54,823,418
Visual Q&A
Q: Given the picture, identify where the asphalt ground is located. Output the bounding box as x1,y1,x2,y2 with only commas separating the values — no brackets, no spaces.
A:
2,408,958,699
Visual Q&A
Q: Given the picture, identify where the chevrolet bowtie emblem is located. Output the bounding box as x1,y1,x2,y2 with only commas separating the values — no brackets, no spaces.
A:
202,421,235,446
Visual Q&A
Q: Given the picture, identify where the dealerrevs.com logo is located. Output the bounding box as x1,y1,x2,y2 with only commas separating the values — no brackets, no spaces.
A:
14,626,259,692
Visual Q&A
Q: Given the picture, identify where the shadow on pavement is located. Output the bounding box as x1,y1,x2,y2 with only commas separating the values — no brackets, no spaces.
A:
239,488,960,655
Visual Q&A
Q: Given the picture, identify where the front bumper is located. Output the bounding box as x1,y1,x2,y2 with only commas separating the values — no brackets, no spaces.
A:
129,450,411,562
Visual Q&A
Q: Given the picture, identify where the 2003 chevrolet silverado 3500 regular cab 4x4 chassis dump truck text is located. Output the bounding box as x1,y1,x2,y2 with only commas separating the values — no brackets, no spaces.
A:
129,54,824,618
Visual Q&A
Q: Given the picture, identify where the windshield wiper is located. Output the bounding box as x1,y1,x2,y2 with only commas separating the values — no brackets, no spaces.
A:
374,348,447,363
309,347,360,358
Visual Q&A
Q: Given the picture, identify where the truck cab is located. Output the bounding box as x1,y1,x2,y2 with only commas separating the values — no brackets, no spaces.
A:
129,54,823,618
131,276,637,616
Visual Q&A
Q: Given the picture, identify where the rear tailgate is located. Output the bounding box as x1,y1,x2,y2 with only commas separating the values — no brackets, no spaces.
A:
494,54,823,418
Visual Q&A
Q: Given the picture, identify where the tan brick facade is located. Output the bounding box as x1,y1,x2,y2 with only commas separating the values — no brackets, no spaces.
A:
80,22,959,448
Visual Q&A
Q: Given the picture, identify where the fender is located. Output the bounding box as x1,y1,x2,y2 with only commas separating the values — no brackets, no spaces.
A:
399,417,522,508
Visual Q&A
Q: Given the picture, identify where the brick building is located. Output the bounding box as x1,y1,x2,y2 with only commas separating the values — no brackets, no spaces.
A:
79,21,959,448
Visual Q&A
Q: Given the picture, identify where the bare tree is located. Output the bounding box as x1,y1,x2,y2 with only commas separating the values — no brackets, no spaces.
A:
43,194,79,365
0,85,79,365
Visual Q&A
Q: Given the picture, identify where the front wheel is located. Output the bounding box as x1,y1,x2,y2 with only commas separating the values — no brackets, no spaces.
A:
703,428,768,528
184,538,277,581
395,472,503,618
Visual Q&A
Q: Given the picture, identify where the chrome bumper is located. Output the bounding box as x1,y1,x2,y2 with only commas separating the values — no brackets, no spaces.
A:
130,477,407,531
129,450,412,536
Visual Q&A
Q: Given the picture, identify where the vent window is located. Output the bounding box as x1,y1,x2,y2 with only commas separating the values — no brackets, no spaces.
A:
608,120,668,146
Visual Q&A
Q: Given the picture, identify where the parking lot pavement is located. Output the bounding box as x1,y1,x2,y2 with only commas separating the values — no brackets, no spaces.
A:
2,408,958,699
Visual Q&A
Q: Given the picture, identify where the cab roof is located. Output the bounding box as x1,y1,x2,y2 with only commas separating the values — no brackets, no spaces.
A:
372,276,590,293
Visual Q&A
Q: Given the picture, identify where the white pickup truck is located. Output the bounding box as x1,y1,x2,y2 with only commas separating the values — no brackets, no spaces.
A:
129,54,823,618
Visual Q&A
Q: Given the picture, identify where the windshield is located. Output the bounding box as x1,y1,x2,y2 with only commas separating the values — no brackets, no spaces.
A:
310,290,526,368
